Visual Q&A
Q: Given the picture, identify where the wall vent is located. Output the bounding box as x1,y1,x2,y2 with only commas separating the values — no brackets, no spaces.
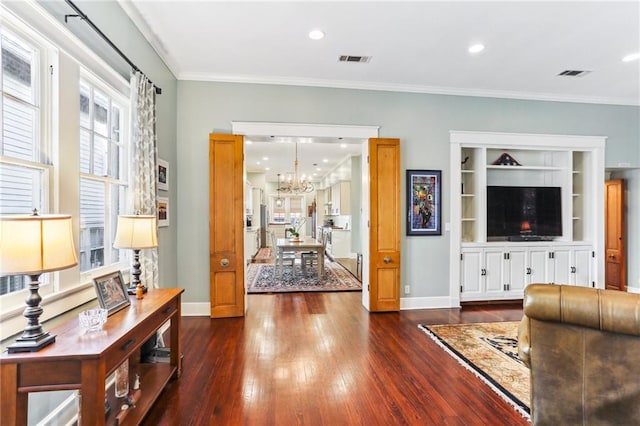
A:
338,55,371,63
557,70,592,77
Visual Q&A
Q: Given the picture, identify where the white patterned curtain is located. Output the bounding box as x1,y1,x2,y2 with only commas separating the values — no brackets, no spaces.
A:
130,71,159,289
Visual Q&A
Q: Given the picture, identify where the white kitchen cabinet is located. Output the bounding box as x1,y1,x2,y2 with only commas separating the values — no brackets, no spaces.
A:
330,229,351,258
328,181,350,215
244,228,260,262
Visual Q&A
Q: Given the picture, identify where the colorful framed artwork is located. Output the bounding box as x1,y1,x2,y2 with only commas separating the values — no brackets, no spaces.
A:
93,271,130,315
406,169,442,236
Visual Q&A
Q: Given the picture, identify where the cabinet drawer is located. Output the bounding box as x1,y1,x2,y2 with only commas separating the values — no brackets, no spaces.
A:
104,298,178,373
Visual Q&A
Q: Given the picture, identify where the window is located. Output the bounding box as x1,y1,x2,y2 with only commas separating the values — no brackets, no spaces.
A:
79,79,127,273
269,195,304,223
0,27,49,295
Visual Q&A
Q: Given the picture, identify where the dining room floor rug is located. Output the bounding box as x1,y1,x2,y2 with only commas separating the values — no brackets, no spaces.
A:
247,261,362,293
418,321,530,420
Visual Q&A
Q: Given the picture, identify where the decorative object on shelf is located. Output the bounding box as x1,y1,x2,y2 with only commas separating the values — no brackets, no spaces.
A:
492,152,521,166
93,270,131,314
78,308,108,333
133,374,141,390
157,158,169,191
157,197,169,227
461,155,470,169
286,217,306,241
115,359,129,398
277,142,314,194
406,170,442,236
0,210,78,353
113,214,158,296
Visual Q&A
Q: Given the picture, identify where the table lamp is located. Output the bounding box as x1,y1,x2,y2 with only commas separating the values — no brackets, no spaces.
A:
113,215,158,295
0,211,78,353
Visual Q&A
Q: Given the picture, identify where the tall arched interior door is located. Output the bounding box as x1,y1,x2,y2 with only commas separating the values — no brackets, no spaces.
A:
209,133,245,317
368,138,401,311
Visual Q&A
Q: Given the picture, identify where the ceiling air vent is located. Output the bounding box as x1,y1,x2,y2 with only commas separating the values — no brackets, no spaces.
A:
557,70,592,77
339,55,371,63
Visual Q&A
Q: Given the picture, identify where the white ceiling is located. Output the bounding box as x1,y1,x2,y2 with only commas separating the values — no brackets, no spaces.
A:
121,0,640,181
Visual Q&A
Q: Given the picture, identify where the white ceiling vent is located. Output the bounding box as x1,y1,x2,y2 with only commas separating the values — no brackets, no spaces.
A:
557,70,592,77
339,55,371,63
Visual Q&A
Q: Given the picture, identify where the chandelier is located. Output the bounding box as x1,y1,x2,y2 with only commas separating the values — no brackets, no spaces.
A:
278,143,314,194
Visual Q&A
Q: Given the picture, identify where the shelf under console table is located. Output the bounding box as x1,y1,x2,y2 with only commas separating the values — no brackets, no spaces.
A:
0,287,184,426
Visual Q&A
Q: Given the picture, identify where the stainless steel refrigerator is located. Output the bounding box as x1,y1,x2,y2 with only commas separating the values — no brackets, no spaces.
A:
259,204,267,247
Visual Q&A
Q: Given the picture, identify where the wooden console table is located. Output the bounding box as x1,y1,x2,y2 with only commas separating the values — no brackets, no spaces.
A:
0,288,183,425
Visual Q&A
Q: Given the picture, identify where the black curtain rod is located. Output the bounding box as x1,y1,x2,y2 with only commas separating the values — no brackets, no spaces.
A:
64,0,162,95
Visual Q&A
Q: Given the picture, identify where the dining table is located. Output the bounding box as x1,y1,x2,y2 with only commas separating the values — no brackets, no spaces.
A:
275,236,325,279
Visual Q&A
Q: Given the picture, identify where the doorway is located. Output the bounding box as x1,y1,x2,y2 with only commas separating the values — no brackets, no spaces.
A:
233,121,377,308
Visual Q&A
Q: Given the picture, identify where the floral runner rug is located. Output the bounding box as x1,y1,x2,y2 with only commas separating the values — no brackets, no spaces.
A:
418,321,530,420
247,261,362,293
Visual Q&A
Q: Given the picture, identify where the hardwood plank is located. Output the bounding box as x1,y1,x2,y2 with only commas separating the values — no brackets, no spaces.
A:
142,293,528,425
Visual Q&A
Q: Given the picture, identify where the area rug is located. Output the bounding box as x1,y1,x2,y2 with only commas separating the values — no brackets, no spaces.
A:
253,247,272,261
418,321,530,420
247,261,362,293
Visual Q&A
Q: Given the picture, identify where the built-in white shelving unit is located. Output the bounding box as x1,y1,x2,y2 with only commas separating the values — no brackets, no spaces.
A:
449,131,606,305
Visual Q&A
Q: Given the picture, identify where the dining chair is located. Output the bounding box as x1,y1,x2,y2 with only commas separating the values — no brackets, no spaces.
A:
271,231,297,279
301,232,326,276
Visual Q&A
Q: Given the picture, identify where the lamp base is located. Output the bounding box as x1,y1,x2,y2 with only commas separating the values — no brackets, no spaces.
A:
127,285,148,295
7,332,56,353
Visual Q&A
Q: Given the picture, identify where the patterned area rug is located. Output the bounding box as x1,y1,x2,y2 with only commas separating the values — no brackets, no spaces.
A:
418,321,530,420
253,247,272,261
247,261,362,293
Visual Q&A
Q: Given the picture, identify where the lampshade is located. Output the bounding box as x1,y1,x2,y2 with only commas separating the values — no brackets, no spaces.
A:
0,214,78,275
113,215,158,249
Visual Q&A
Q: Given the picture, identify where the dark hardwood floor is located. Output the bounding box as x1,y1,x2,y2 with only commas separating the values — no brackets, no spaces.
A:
143,292,527,425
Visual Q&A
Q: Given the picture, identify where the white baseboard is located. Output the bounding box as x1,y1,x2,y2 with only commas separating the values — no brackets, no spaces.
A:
627,287,640,294
181,302,210,316
400,296,459,310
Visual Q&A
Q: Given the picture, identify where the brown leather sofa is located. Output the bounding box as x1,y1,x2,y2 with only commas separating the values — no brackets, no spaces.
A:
518,284,640,425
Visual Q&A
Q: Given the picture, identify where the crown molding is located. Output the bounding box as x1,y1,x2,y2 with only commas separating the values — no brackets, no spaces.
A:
179,72,640,107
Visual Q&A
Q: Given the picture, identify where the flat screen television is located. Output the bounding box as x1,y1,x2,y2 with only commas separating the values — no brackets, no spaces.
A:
487,186,562,240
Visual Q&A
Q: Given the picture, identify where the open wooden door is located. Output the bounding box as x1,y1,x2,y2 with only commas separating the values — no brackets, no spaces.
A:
605,179,626,291
369,138,401,311
209,134,245,317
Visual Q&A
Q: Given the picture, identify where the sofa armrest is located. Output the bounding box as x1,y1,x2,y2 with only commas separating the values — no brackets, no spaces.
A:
517,315,531,368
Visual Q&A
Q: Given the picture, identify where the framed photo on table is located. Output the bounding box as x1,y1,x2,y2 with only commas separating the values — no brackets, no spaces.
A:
406,169,442,236
93,271,130,315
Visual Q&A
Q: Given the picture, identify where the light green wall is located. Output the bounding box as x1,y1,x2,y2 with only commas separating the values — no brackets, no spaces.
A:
177,81,639,301
38,0,180,288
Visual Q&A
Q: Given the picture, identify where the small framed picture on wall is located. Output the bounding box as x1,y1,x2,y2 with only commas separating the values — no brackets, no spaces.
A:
158,159,169,191
158,196,170,227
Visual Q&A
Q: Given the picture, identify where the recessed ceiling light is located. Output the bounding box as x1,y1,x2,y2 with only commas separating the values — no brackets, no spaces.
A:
322,159,329,163
340,143,347,148
265,167,270,171
309,30,325,40
468,44,485,54
622,52,640,62
246,141,253,145
262,156,268,161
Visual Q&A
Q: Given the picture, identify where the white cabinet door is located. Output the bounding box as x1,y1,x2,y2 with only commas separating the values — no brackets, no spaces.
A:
460,249,483,299
573,247,592,287
484,248,504,296
551,247,572,284
528,247,549,285
461,247,504,300
506,248,527,294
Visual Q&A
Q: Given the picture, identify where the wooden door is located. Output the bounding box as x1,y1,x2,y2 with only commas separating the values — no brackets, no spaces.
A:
209,134,245,317
605,179,626,291
369,138,401,311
